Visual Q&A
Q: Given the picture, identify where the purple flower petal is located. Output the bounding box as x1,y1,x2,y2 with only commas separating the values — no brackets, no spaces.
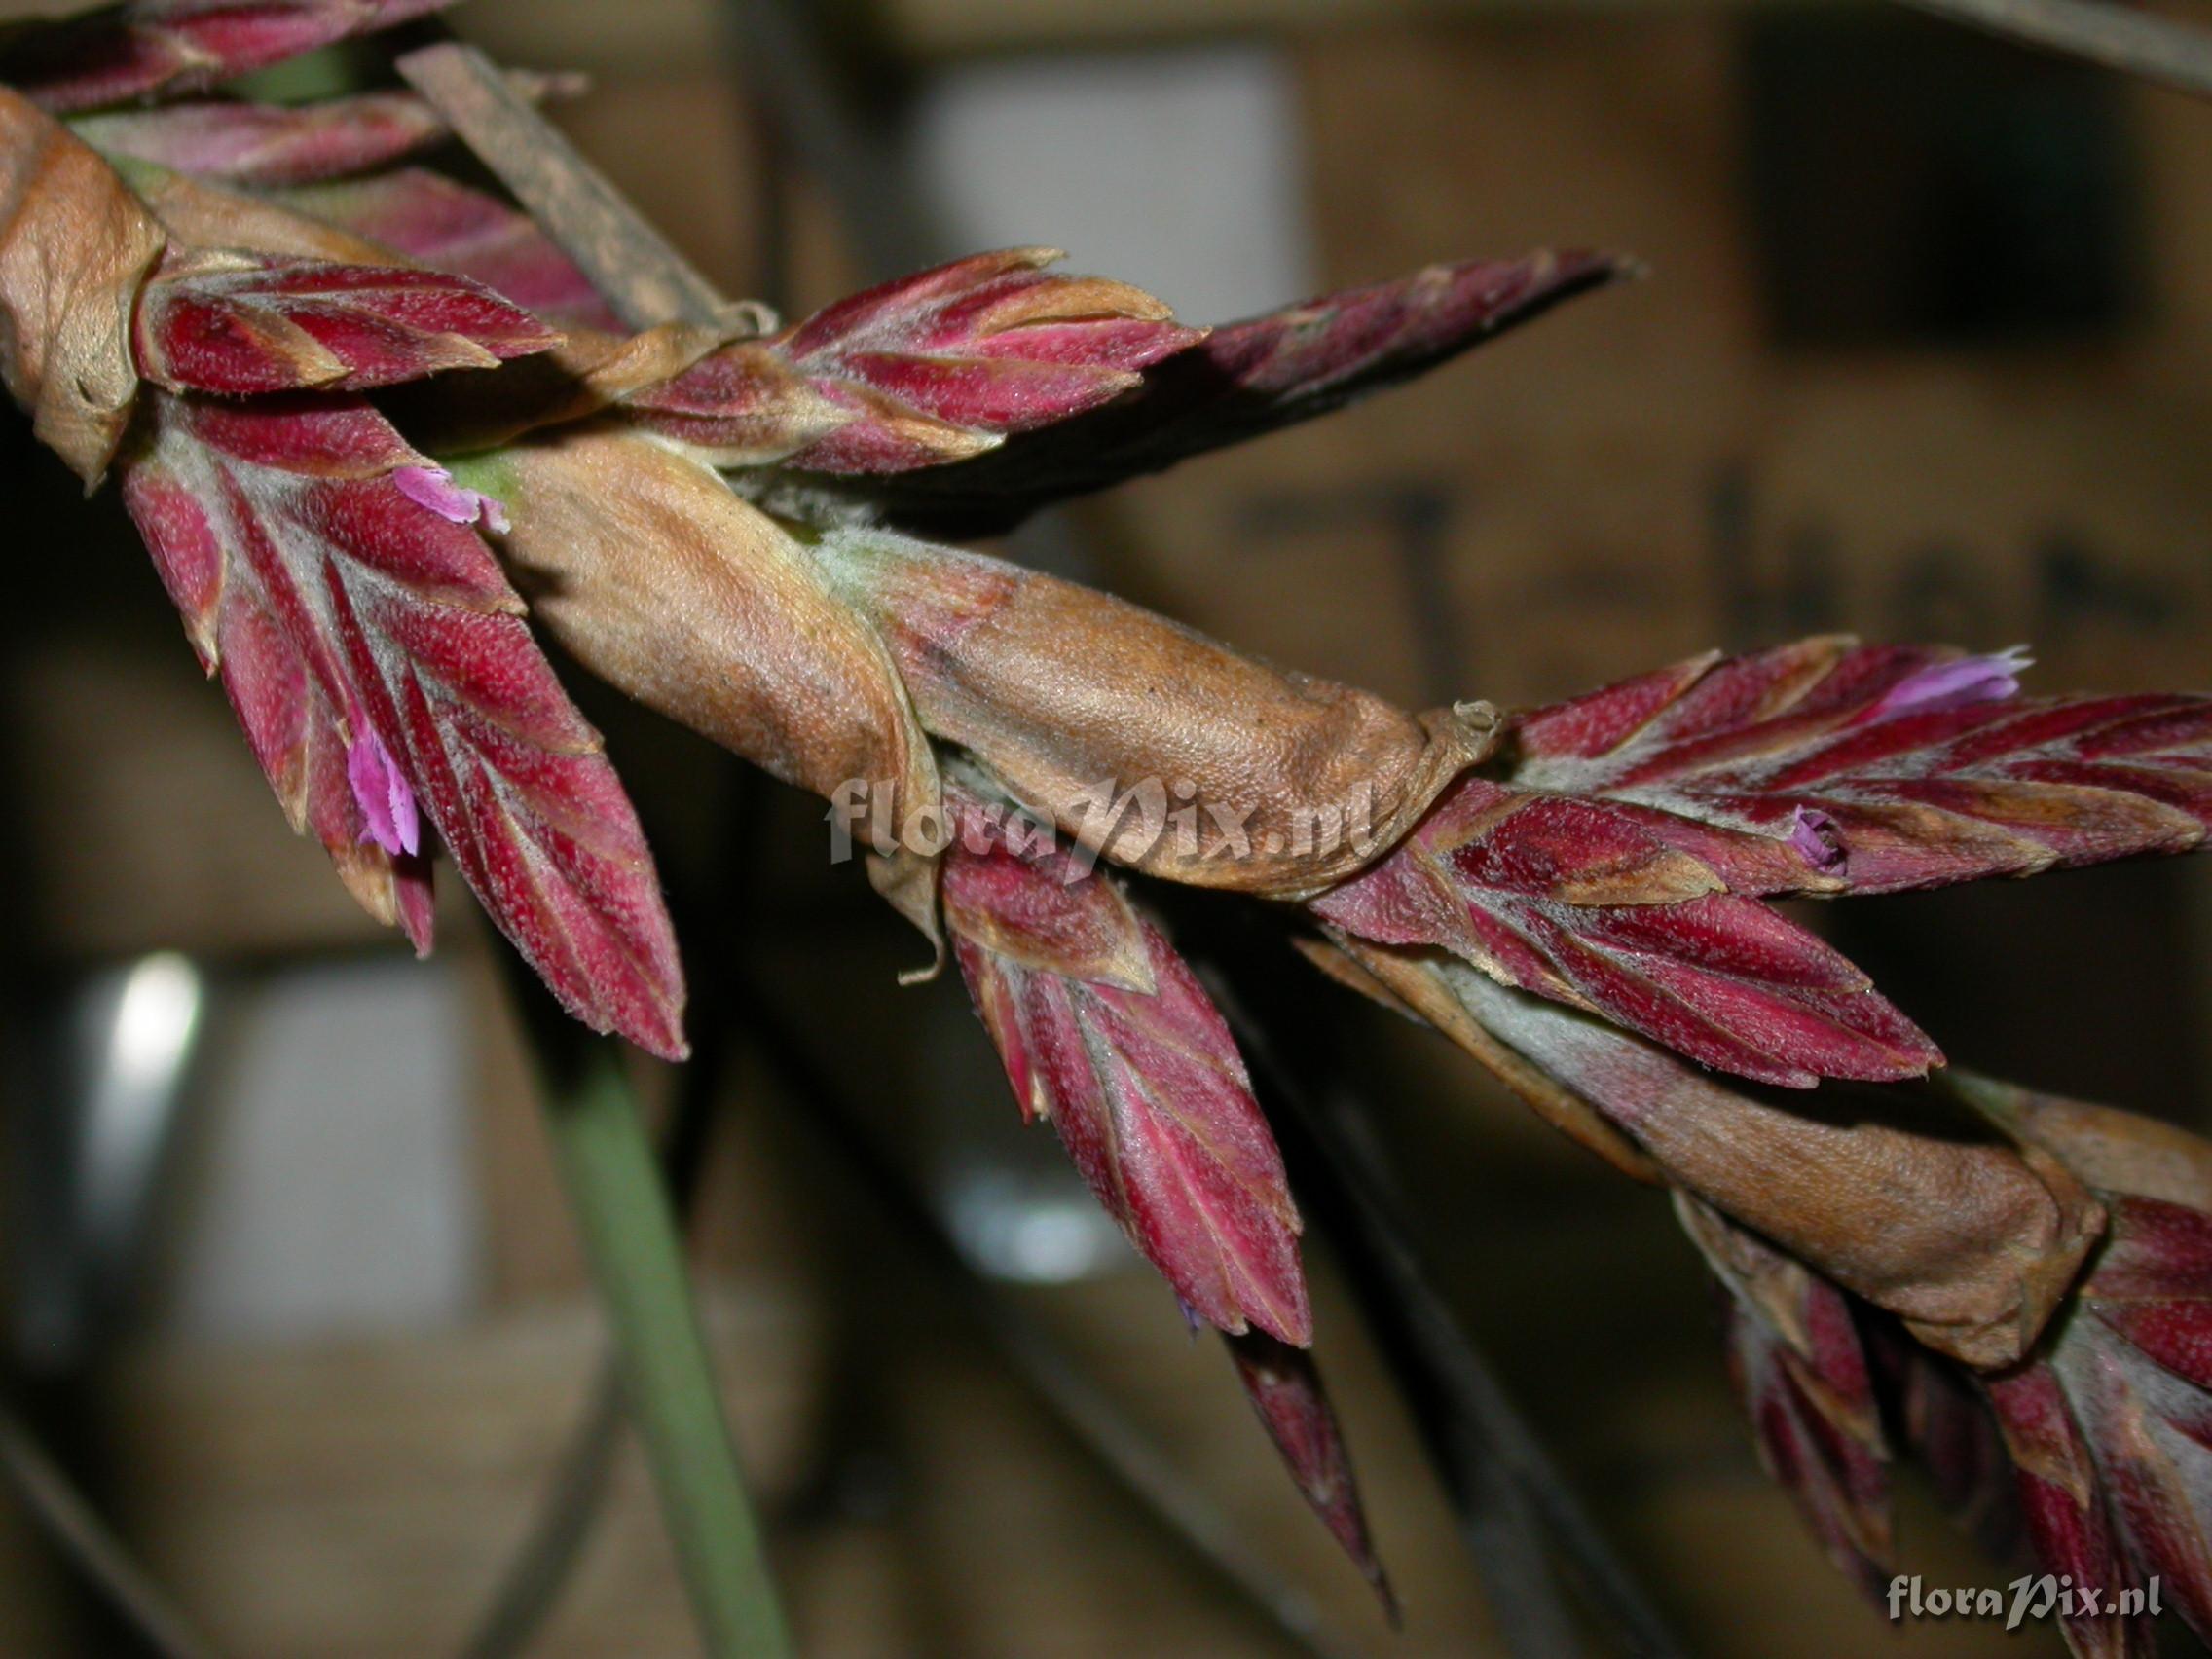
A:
393,464,510,535
1789,805,1847,874
1869,646,2032,719
348,726,422,857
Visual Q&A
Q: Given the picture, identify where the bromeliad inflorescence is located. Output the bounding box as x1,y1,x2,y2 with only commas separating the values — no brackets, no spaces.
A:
5,2,2212,1648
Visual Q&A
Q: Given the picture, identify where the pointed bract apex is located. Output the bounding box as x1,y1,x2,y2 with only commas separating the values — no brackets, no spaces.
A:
1510,637,2212,898
870,248,1632,534
1680,1197,1894,1596
135,254,561,395
625,247,1203,472
1954,1075,2212,1649
276,167,625,331
72,77,578,188
1985,1360,2157,1659
5,0,459,115
941,785,1309,1345
1317,636,2212,1089
1311,775,1941,1088
120,390,685,1059
1224,1330,1397,1621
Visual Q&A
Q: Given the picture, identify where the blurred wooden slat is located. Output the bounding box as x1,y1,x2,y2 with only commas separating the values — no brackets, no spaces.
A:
463,0,1822,64
0,1270,2064,1658
116,1290,819,1659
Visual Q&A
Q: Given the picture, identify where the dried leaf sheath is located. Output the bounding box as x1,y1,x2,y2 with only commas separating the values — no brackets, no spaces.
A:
940,784,1309,1346
466,424,945,951
0,87,165,482
821,531,1499,900
1325,940,2101,1368
122,393,686,1057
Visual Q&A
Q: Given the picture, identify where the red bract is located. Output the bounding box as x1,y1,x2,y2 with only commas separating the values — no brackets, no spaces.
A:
1942,1075,2212,1652
1224,1329,1395,1616
1985,1360,2155,1659
1510,638,2212,896
77,90,454,187
121,390,686,1058
626,247,1203,472
1317,637,2212,1088
940,785,1309,1346
2053,1209,2212,1644
1311,776,1939,1087
135,255,559,394
4,0,453,114
1870,1322,2018,1558
277,167,623,331
875,250,1629,534
1680,1198,1893,1597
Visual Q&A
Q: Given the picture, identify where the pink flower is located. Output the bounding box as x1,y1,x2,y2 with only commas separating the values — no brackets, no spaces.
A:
347,726,421,857
393,463,509,535
1868,645,2031,719
1789,805,1847,874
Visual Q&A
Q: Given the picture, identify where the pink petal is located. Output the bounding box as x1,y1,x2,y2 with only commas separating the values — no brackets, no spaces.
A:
393,464,510,535
1789,805,1848,874
348,726,421,857
1868,646,2032,719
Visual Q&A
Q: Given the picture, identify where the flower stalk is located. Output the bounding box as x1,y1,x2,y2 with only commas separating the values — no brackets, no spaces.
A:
510,981,792,1659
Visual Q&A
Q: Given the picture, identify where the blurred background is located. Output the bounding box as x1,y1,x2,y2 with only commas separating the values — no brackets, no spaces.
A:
2,0,2210,1652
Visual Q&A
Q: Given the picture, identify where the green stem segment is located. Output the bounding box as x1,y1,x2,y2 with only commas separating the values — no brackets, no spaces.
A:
517,992,793,1659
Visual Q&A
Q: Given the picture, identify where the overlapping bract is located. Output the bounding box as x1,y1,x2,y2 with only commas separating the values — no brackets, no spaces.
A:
276,166,624,331
626,247,1206,473
940,783,1403,1592
1962,1077,2212,1655
122,391,688,1057
940,783,1309,1346
1691,1189,2170,1659
3,0,453,113
136,253,558,394
0,61,692,1059
73,76,572,187
1511,638,2212,897
1678,1196,1892,1597
1312,776,1941,1088
872,250,1630,535
1317,640,2212,1088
